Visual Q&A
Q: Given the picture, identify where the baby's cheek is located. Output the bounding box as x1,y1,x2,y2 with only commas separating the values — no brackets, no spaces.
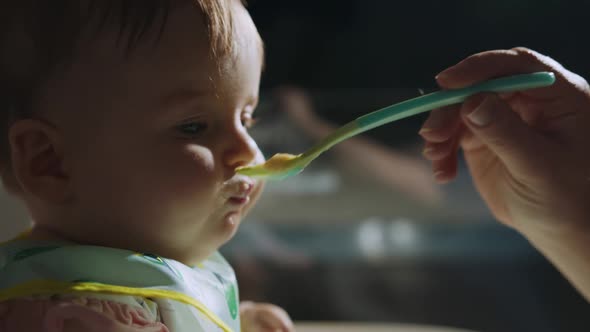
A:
162,146,218,197
122,144,215,210
184,144,216,171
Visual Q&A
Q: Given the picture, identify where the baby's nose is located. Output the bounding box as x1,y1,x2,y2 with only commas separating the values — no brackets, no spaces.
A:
223,130,260,169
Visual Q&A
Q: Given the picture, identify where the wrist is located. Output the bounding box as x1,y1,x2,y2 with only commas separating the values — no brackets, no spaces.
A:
521,225,590,302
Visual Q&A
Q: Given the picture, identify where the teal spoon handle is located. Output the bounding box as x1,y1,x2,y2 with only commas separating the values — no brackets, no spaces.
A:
302,71,555,158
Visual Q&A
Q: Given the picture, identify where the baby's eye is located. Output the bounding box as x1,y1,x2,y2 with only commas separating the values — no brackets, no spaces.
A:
177,122,208,136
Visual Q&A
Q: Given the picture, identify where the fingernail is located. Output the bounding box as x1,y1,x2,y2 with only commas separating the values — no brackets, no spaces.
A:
418,128,432,135
435,70,449,81
435,171,452,184
467,97,493,127
422,148,435,157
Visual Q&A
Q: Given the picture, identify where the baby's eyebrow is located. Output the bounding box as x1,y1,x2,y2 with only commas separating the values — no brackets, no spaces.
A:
160,89,213,110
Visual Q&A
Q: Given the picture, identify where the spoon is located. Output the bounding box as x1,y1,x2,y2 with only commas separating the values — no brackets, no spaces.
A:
236,71,556,180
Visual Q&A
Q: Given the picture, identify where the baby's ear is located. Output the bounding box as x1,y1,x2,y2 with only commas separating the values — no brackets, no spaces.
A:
8,118,71,204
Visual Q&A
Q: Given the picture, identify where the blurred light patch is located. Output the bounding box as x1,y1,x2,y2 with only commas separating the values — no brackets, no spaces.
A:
357,218,421,261
389,218,420,252
357,217,386,261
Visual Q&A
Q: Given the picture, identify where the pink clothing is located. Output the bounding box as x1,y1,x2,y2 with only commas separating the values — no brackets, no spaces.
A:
0,297,170,332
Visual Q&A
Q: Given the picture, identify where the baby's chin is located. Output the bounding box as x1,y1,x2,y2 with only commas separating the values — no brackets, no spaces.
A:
222,210,242,234
218,193,260,240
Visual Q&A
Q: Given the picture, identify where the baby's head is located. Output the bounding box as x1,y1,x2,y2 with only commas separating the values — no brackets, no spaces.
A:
0,0,265,264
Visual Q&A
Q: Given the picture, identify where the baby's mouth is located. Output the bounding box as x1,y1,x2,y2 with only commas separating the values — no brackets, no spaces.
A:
223,179,254,206
229,196,250,205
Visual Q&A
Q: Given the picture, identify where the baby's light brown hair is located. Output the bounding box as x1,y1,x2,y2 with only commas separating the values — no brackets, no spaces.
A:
0,0,242,193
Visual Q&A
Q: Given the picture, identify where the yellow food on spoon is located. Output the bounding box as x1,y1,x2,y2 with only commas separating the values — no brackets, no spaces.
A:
262,153,298,170
235,153,304,179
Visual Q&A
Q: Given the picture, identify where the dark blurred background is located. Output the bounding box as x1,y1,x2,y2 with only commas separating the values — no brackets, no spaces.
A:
220,1,590,332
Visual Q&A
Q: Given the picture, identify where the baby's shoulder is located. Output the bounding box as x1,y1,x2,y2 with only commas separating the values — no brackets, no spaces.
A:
0,293,169,331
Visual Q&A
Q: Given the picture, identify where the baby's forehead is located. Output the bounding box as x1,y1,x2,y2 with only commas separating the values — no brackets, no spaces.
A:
1,0,246,84
74,0,263,78
61,6,259,103
75,4,206,58
2,0,263,121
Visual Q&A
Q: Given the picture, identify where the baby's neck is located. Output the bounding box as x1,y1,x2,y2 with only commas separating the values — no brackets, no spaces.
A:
26,225,77,243
24,224,211,266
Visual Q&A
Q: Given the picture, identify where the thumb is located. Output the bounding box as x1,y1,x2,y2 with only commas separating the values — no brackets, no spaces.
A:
460,93,552,176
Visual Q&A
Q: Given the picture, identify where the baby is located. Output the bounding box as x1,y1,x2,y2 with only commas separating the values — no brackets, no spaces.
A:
0,0,292,331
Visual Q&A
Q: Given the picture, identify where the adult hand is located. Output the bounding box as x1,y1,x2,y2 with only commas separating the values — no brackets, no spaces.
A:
420,47,590,234
420,47,590,301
